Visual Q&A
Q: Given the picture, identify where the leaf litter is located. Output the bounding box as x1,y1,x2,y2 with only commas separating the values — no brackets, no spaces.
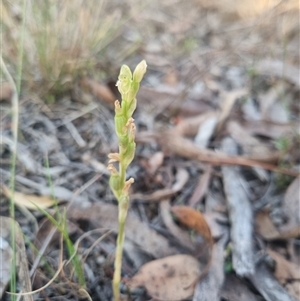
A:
1,0,300,300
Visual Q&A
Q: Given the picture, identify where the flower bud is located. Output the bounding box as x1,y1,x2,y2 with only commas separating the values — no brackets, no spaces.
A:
116,65,132,95
108,153,120,163
114,100,122,116
133,60,147,84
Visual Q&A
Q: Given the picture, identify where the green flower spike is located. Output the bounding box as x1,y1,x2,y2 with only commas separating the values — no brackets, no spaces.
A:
108,60,147,301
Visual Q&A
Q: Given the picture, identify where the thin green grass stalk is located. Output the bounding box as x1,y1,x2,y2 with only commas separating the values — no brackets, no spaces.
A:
35,205,85,286
108,60,147,301
0,1,27,299
23,235,56,277
43,156,86,287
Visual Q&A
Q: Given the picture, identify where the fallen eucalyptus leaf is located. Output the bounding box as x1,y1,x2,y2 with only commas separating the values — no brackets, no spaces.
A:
127,254,201,301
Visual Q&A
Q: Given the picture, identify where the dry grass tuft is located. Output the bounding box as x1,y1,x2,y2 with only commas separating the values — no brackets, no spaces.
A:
1,0,122,97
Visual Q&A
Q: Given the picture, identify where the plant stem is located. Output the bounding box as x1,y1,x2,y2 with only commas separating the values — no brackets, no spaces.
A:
113,213,126,301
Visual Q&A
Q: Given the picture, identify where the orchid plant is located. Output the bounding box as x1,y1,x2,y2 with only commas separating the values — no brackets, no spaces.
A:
108,60,147,301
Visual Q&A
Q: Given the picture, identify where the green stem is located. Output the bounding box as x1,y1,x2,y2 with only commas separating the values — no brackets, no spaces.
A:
113,212,126,301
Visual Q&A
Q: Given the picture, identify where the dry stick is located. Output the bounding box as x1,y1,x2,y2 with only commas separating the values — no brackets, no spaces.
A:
221,137,255,277
160,131,299,176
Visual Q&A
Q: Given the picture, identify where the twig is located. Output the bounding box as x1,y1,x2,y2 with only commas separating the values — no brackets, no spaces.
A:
221,137,255,277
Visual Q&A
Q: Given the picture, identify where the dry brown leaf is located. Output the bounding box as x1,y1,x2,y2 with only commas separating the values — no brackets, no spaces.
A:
268,249,300,282
279,226,300,240
267,249,300,300
127,254,201,301
80,78,115,105
171,206,213,247
255,210,281,240
2,185,55,210
171,205,214,272
170,206,215,291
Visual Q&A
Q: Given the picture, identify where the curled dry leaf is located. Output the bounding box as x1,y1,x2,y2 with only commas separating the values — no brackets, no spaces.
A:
127,254,201,301
171,206,214,283
2,185,55,210
171,206,213,248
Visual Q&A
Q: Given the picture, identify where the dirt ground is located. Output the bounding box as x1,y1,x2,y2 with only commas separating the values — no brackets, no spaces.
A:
1,0,300,300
